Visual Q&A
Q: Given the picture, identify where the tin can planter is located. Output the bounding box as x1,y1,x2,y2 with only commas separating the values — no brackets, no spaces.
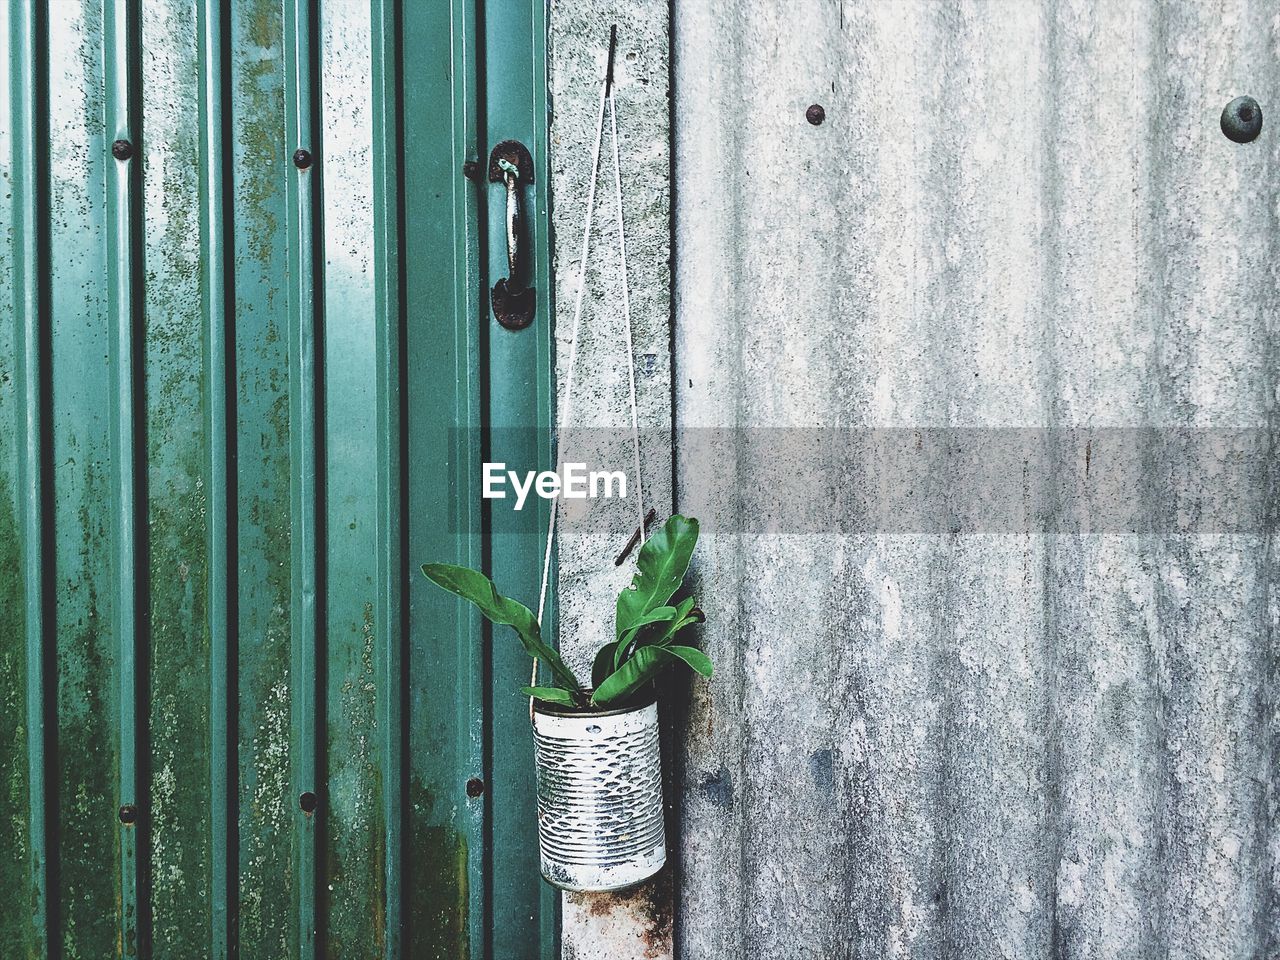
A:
532,698,666,892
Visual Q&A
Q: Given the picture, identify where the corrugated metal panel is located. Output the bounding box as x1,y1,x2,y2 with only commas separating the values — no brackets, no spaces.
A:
672,1,1277,958
2,1,49,956
482,0,561,953
400,0,485,953
143,0,219,954
228,0,301,950
0,1,556,957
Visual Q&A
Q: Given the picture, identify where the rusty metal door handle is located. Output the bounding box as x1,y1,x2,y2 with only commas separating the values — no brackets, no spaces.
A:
489,140,536,329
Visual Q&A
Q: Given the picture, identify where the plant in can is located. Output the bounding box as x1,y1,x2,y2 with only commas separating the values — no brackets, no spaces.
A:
421,514,712,709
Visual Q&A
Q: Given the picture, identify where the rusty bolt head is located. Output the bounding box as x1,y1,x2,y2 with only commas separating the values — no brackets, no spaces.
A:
111,138,134,161
465,777,485,798
462,160,481,181
806,104,826,126
298,791,318,813
118,804,138,825
1221,96,1263,143
293,148,313,169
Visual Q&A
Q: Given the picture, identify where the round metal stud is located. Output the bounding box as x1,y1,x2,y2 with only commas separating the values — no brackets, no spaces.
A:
1221,96,1263,143
465,777,485,798
298,791,318,813
806,103,826,126
118,804,138,825
111,138,134,161
293,148,313,169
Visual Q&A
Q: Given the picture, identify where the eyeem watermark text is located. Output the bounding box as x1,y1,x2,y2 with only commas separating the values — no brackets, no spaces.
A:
483,462,628,511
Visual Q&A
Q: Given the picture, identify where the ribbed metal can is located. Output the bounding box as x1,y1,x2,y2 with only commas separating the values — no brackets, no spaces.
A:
531,699,667,892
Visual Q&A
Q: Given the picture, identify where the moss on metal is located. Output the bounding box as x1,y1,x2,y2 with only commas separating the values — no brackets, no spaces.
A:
406,781,470,959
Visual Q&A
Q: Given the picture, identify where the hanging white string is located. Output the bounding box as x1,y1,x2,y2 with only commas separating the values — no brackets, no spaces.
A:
608,83,647,554
535,68,607,631
530,28,647,717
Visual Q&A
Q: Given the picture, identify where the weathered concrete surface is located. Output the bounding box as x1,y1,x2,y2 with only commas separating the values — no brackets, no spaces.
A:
548,0,675,955
548,0,674,677
562,875,675,960
672,2,1279,959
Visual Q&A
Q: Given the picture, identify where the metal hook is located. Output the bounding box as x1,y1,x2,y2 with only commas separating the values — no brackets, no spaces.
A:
615,508,657,566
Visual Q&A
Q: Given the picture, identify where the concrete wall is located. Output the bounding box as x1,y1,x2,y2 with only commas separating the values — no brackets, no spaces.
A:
554,0,1279,957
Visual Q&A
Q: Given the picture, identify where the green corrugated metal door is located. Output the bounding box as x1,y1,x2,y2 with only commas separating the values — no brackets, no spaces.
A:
0,1,556,957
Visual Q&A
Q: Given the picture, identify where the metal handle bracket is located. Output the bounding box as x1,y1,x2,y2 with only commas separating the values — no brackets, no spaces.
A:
489,140,537,329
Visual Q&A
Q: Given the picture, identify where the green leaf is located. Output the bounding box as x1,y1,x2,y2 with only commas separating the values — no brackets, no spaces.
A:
594,600,686,687
590,645,672,708
601,598,704,690
660,613,703,644
613,605,679,671
616,515,699,640
663,645,713,677
421,562,580,690
590,640,712,708
591,643,618,689
620,605,680,642
520,686,578,707
646,597,697,646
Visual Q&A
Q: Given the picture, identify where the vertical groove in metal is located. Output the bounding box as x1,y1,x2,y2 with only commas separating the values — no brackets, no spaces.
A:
482,0,557,952
284,0,321,953
529,5,558,954
477,0,495,945
11,0,50,953
198,0,235,954
455,0,486,947
103,0,145,953
400,0,484,953
370,0,403,954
